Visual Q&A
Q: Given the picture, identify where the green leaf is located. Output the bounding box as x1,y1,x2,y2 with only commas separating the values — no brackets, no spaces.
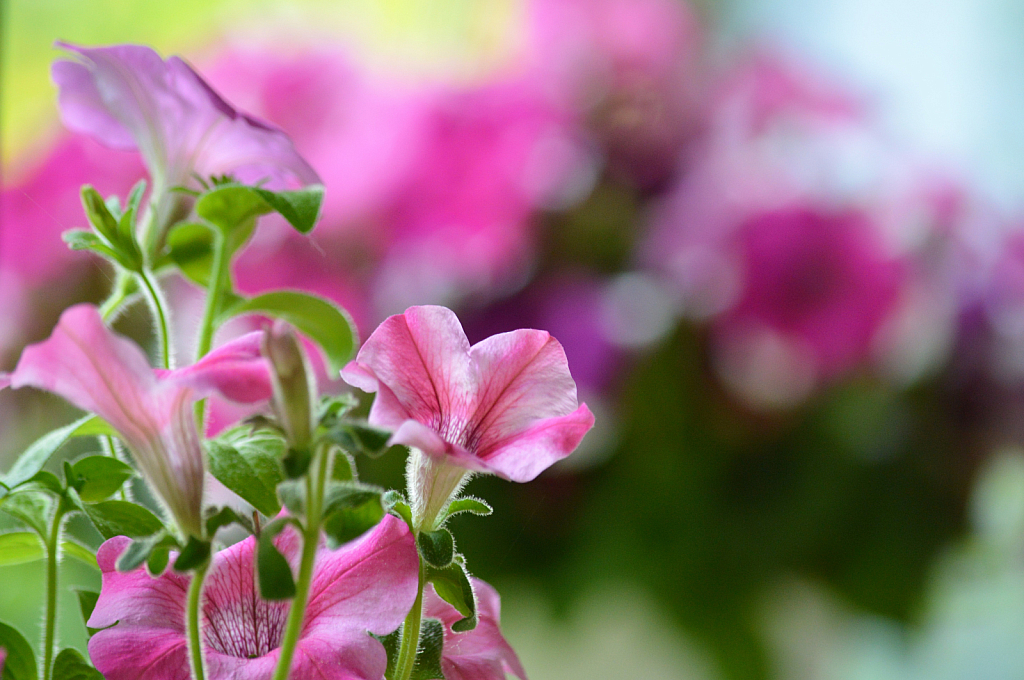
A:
0,532,43,566
165,222,215,286
383,491,413,529
442,497,493,522
51,648,103,680
61,541,98,568
173,537,211,572
2,416,113,489
206,440,282,517
417,528,455,568
0,621,36,680
256,519,296,600
23,470,63,495
119,180,147,244
147,546,170,577
0,490,52,536
410,618,446,680
205,506,253,537
80,186,120,243
325,421,392,458
72,590,100,636
276,479,305,515
77,498,164,540
195,184,270,234
218,291,357,373
252,185,325,234
425,557,476,630
331,449,357,482
115,531,174,572
70,456,134,502
322,483,384,548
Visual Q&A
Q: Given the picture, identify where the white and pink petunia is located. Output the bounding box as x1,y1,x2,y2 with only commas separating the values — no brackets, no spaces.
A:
3,304,272,537
423,578,527,680
342,305,594,485
87,515,419,680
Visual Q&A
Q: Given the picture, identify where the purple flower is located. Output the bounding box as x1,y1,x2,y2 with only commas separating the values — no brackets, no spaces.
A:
87,515,419,680
52,43,320,248
342,306,593,524
3,305,272,536
423,578,527,680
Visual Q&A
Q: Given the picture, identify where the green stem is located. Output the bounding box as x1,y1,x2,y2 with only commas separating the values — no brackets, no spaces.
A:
195,235,230,361
137,268,172,370
186,560,209,680
193,235,230,426
271,449,329,680
100,271,133,321
393,562,425,680
42,504,66,680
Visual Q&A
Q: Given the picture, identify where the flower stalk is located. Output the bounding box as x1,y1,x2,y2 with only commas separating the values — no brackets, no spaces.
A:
186,560,209,680
393,562,425,680
271,446,330,680
42,502,67,680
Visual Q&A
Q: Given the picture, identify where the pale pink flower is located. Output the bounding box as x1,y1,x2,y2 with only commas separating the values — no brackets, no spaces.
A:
87,515,419,680
341,305,594,483
423,578,527,680
3,304,272,536
52,43,319,192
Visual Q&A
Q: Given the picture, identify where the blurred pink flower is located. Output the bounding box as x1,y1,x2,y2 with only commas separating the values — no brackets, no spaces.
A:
717,206,904,378
342,305,594,484
4,304,272,536
88,515,418,680
423,578,527,680
203,47,589,315
526,0,704,187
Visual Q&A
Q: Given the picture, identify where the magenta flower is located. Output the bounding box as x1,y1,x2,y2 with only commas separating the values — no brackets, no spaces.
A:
4,304,272,536
423,578,526,680
342,305,594,487
87,515,419,680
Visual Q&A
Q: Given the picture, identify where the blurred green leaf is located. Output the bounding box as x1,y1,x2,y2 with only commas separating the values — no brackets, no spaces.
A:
256,518,296,600
0,620,36,680
52,647,103,680
2,416,113,490
77,497,165,540
70,456,134,503
0,532,43,566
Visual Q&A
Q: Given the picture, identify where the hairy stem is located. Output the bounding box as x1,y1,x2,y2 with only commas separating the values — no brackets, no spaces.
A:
193,234,230,426
272,449,330,680
99,271,133,321
41,504,66,680
186,560,209,680
138,268,172,370
393,562,425,680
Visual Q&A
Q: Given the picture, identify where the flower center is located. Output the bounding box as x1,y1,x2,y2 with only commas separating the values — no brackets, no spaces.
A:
202,586,289,659
430,412,481,452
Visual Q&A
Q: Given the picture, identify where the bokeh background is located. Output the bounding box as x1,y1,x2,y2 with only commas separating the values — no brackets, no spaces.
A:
5,1,1024,679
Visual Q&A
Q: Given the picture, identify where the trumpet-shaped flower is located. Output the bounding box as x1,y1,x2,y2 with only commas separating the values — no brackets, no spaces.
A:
342,305,594,489
423,578,527,680
4,304,272,536
52,43,320,250
87,515,419,680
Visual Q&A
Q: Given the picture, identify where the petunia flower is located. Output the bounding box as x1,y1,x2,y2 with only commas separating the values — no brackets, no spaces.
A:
3,304,272,537
423,578,527,680
341,305,594,527
51,42,320,251
87,515,419,680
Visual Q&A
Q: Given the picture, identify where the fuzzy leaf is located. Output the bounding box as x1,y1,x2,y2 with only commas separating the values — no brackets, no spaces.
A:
51,648,103,680
2,416,113,489
426,557,476,631
256,518,296,600
0,621,36,680
77,497,164,540
417,528,455,568
206,440,282,517
70,456,134,502
0,532,43,566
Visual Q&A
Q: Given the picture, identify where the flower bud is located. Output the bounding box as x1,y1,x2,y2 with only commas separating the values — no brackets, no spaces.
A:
262,322,316,450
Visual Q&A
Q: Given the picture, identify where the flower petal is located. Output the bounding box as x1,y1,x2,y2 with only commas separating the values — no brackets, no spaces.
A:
89,537,189,631
10,304,160,448
51,54,139,152
159,331,272,404
469,329,580,455
477,404,595,482
288,632,388,680
88,627,190,680
342,306,475,430
424,579,527,680
304,515,420,636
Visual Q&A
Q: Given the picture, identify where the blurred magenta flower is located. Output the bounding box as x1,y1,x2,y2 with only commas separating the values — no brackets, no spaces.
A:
3,305,272,536
422,578,527,680
342,305,594,483
52,43,320,249
203,47,589,314
526,0,704,187
87,515,418,680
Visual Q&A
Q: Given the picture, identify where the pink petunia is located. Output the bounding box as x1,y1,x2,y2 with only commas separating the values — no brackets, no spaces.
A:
87,515,419,680
3,304,272,537
51,43,320,250
342,305,593,525
423,578,527,680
